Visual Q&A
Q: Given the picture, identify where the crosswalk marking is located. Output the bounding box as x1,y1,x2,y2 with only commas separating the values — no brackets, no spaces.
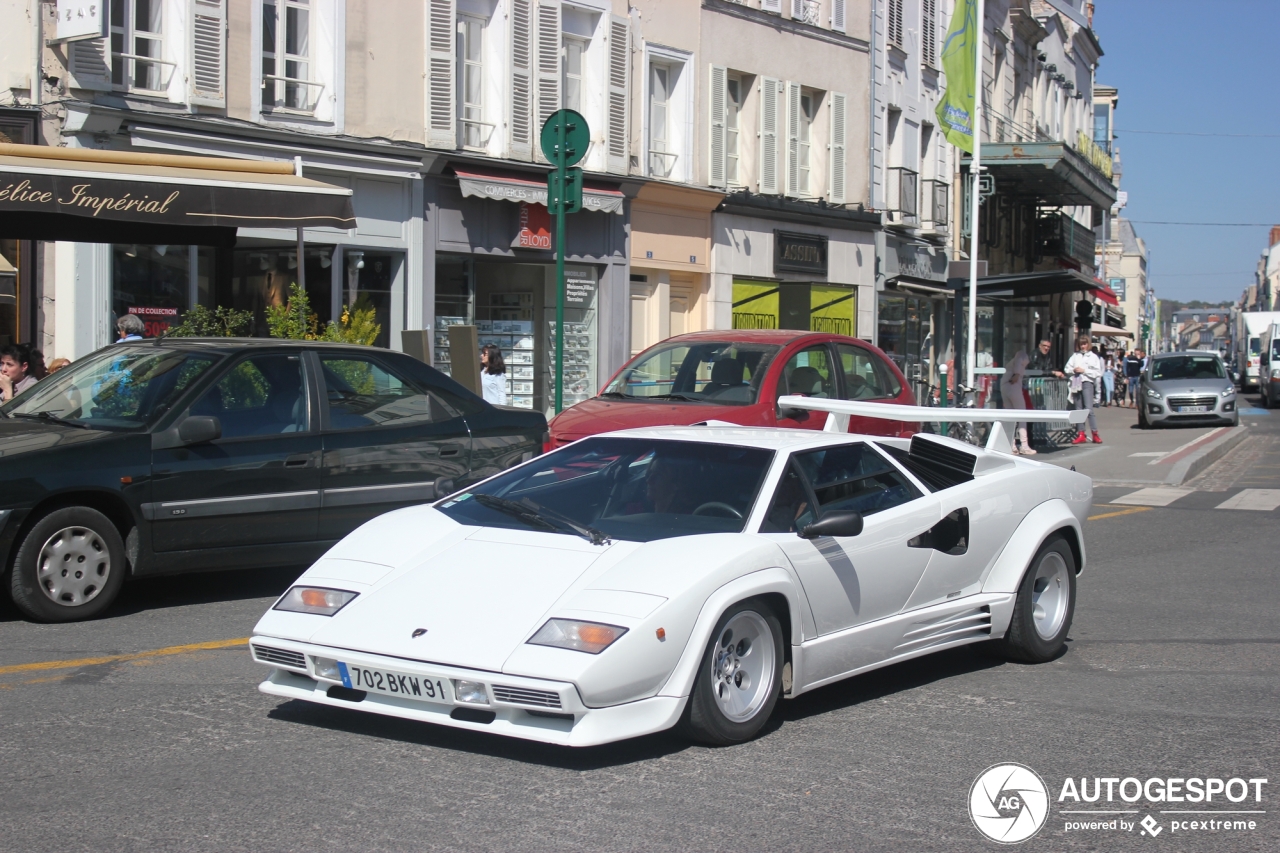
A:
1128,452,1168,458
1111,487,1193,506
1214,489,1280,511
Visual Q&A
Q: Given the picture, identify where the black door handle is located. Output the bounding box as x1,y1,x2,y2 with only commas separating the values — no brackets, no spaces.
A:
439,447,461,457
284,454,311,468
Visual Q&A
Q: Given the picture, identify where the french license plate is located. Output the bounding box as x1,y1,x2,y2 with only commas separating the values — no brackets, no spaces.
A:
1178,405,1209,413
338,662,454,704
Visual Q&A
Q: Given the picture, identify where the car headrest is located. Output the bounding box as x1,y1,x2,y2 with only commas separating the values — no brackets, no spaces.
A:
789,366,823,394
710,357,743,386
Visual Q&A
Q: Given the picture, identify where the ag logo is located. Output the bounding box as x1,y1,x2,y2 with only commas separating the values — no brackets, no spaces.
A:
969,763,1050,844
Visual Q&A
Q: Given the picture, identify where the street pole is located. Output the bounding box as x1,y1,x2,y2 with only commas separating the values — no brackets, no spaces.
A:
554,117,566,414
966,0,985,391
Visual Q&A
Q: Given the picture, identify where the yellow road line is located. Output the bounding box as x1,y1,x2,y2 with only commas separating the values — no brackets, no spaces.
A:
1088,506,1154,521
0,637,249,677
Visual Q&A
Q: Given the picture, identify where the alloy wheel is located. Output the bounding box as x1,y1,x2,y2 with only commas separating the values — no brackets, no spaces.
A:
1030,551,1069,640
710,611,776,722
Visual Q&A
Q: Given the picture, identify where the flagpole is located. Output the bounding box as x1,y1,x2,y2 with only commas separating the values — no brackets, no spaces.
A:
966,0,985,391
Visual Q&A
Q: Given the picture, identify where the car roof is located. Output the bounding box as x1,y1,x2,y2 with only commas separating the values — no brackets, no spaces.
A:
654,329,867,346
113,338,396,354
585,424,885,451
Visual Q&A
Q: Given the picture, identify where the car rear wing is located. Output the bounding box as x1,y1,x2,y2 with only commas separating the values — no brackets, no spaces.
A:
775,395,1088,454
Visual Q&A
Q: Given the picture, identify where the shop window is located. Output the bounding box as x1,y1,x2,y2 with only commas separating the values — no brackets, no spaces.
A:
112,245,195,338
319,354,452,430
343,251,397,349
262,0,322,113
835,343,901,400
191,353,308,438
809,285,855,337
222,247,332,338
778,345,836,399
111,0,172,95
0,240,23,346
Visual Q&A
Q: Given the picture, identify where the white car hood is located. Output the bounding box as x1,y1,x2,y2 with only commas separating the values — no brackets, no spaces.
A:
305,527,618,672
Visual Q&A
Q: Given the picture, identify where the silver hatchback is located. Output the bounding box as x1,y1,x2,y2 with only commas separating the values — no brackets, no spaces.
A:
1139,352,1239,428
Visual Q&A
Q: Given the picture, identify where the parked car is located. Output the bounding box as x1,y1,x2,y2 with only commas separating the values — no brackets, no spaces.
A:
549,330,918,447
1138,351,1238,428
250,405,1090,747
0,339,546,622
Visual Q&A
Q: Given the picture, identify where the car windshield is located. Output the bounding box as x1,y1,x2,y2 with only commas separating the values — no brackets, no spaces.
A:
435,437,774,542
1250,338,1261,356
600,341,779,405
0,346,220,430
1151,355,1226,382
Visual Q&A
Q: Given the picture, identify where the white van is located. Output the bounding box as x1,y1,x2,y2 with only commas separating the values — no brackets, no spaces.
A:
1260,323,1280,406
1237,312,1280,390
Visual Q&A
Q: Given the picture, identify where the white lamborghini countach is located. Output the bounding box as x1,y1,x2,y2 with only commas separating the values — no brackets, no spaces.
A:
251,401,1091,747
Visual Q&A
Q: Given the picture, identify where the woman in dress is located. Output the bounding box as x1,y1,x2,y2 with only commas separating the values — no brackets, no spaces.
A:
479,344,508,406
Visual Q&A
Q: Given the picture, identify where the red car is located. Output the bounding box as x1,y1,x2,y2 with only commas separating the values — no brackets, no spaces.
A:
549,330,918,447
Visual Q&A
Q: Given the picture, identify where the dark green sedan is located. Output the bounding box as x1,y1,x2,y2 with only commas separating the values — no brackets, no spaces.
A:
0,339,546,622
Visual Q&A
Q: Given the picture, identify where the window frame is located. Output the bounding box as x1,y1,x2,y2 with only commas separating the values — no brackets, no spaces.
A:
648,62,674,178
110,0,174,97
726,73,743,187
314,350,475,433
798,89,816,196
834,342,904,401
457,13,489,150
261,0,322,114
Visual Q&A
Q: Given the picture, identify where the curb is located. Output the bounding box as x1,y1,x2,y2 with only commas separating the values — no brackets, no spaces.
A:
1163,425,1250,486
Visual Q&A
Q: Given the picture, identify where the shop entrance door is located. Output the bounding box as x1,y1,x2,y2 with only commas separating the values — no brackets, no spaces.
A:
342,250,402,349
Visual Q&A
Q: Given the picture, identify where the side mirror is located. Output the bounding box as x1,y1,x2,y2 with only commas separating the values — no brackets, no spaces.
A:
777,404,807,421
178,415,221,445
799,510,863,540
432,477,456,500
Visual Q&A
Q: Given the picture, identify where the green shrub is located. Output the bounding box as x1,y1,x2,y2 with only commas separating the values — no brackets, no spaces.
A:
168,305,253,338
265,283,319,340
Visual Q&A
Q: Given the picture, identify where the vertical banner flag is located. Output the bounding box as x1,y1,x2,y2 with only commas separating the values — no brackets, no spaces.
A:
936,0,978,153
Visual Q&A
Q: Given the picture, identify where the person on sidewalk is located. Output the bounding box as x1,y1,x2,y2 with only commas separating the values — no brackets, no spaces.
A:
1064,334,1103,444
0,345,38,402
1101,349,1116,406
479,344,508,406
999,349,1035,455
1123,349,1144,408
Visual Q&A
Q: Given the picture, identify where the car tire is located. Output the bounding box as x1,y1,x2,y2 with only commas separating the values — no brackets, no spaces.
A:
1137,406,1150,429
679,599,784,745
995,535,1076,664
9,507,126,623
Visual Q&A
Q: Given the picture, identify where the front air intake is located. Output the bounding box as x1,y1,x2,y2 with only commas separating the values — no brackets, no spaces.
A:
252,645,307,671
492,685,563,708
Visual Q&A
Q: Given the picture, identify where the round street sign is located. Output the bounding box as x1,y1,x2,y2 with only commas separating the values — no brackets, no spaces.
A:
539,109,590,167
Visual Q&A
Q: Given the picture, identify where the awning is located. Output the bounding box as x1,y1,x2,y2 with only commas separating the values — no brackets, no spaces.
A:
0,143,355,246
1093,284,1120,306
949,269,1107,300
454,167,624,215
1092,322,1133,338
964,141,1117,210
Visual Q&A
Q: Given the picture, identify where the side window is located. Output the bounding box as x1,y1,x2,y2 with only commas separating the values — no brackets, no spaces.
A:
190,353,307,439
792,443,921,520
778,346,837,399
761,462,813,533
835,343,902,400
320,354,454,430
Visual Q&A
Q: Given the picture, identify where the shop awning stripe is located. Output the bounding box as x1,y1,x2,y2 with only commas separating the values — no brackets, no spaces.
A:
454,167,625,215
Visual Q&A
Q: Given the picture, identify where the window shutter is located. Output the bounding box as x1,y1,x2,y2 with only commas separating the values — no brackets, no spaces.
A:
761,0,782,14
831,0,846,33
68,39,112,92
534,0,562,163
784,81,801,196
759,77,780,195
829,91,847,204
606,15,630,174
191,0,227,107
888,0,903,46
790,0,805,19
922,0,937,65
509,0,534,159
708,65,727,188
426,0,457,149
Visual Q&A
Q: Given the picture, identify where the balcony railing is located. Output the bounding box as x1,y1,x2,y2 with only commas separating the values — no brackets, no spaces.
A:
886,166,919,226
791,0,820,25
923,179,949,230
649,150,678,179
1038,211,1096,270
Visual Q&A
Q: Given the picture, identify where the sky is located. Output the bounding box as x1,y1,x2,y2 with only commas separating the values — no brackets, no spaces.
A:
1090,0,1279,304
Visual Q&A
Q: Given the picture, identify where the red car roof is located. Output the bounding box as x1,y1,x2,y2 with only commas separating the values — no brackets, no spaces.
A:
652,329,865,345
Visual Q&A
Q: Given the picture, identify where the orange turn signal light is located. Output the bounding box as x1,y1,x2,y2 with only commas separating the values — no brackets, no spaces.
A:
655,627,666,641
577,624,618,646
300,589,331,608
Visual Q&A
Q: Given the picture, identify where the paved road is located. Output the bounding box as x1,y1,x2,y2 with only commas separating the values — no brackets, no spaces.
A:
1,400,1277,852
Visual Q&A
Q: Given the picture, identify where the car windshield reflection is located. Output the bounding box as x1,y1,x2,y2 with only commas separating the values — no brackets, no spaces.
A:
0,346,221,431
436,437,774,542
600,342,780,406
1151,356,1226,382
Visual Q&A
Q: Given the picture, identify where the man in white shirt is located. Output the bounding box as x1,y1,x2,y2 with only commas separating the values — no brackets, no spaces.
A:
1063,334,1104,444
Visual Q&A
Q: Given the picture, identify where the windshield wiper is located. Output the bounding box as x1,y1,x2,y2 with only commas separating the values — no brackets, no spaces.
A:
473,493,610,546
10,411,92,430
598,391,632,399
646,393,702,402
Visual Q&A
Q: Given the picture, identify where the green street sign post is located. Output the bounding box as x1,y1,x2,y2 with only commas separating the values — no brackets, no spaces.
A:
540,109,588,413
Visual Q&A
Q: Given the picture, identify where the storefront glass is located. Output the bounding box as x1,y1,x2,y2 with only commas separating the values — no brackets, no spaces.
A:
112,244,212,337
877,292,949,396
342,251,399,349
0,239,22,345
731,280,856,335
218,246,334,337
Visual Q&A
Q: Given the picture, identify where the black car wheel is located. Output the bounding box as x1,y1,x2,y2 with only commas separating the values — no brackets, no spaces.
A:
9,507,126,622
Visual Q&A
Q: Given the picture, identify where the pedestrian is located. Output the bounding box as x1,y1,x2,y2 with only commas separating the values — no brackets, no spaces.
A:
1101,349,1116,406
999,348,1035,455
1064,334,1103,444
116,313,146,342
0,344,38,402
1123,349,1144,407
47,357,71,374
26,348,48,380
479,343,507,406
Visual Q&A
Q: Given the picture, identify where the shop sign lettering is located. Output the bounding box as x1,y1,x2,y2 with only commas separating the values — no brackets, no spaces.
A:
564,266,597,304
128,306,179,338
774,231,828,275
513,202,552,250
0,179,180,217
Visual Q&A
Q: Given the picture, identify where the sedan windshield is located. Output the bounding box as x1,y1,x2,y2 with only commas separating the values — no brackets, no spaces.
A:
601,342,779,405
0,346,220,430
1151,355,1226,382
436,437,774,542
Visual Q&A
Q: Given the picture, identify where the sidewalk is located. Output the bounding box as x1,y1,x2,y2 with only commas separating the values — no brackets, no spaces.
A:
1033,403,1249,486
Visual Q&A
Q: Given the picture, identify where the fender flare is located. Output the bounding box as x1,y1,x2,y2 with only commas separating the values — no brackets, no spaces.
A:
656,567,802,700
981,499,1085,597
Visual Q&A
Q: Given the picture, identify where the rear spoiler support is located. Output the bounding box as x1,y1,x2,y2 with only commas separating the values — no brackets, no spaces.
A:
775,395,1088,453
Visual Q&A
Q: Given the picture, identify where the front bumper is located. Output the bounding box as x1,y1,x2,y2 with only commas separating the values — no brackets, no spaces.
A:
251,636,686,747
1144,396,1237,426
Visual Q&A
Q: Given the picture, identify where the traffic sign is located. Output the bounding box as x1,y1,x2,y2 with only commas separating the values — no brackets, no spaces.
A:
539,109,589,167
547,167,583,214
